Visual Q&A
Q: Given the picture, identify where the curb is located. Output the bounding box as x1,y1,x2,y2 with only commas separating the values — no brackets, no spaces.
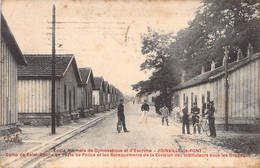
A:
2,110,116,168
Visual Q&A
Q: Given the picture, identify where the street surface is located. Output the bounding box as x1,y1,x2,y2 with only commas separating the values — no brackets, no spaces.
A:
38,103,259,168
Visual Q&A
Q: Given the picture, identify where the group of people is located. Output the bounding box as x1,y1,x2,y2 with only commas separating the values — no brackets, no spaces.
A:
117,99,216,138
182,101,216,137
140,100,170,126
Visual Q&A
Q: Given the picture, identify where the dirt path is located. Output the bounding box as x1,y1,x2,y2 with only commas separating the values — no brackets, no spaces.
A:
38,103,259,168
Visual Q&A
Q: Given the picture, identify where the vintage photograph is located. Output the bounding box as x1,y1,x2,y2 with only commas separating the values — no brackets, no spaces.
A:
0,0,259,167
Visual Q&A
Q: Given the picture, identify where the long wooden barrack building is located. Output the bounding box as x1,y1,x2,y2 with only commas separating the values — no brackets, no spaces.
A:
0,13,27,135
103,81,110,111
172,51,260,130
93,76,105,112
17,54,82,126
78,67,95,117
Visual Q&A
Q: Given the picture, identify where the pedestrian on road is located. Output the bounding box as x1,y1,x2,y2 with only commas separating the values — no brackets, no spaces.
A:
191,103,201,134
206,101,216,138
117,99,130,133
182,104,191,134
160,104,169,126
140,100,149,124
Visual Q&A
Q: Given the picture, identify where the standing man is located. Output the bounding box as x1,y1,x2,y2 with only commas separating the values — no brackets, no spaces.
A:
206,101,216,138
140,100,149,123
118,99,130,133
182,104,191,134
191,103,201,134
160,104,169,126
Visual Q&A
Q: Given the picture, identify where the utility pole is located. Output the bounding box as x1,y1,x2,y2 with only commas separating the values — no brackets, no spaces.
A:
224,46,229,131
51,5,56,134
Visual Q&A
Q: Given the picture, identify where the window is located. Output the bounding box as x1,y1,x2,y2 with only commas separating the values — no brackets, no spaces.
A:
191,93,194,107
176,95,180,106
86,90,88,106
186,96,188,108
89,93,91,106
195,95,198,105
207,91,210,102
64,85,67,109
202,94,205,104
73,87,76,108
183,94,185,105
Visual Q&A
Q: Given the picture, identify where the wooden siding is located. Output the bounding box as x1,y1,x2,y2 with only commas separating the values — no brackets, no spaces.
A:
173,57,260,124
177,83,212,114
93,90,99,105
77,86,84,109
78,79,93,110
58,64,79,113
108,94,111,104
18,80,52,113
0,37,18,125
212,58,259,122
226,58,259,122
86,79,93,109
18,60,80,114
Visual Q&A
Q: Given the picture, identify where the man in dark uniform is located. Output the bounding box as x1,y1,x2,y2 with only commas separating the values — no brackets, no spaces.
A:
182,104,190,134
206,101,216,137
191,103,201,134
118,99,129,133
140,100,150,123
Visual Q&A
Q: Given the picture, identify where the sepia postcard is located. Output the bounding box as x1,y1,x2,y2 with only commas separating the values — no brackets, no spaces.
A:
0,0,259,167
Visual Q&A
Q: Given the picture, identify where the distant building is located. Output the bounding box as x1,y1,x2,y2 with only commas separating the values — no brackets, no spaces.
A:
173,51,259,130
103,81,110,111
78,68,95,117
146,91,160,106
108,85,113,109
0,14,27,137
136,91,160,105
93,77,105,112
110,85,117,108
17,54,82,126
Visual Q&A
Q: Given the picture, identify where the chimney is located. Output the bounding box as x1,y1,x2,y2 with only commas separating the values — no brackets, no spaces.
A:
247,43,253,57
181,70,186,83
211,61,215,71
223,46,229,66
201,66,205,74
237,48,242,62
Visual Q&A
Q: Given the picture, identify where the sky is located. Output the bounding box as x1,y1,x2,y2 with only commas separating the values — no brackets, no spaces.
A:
2,0,201,96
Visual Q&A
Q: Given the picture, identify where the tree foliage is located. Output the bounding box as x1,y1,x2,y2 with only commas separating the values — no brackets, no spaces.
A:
133,0,260,109
172,0,260,77
132,28,180,96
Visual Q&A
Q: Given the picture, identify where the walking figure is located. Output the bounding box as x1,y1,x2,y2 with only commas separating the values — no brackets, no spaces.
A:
117,99,130,133
191,103,201,134
160,104,169,126
182,104,191,134
140,100,149,123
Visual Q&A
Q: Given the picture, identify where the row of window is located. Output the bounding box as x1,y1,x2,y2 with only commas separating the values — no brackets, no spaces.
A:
181,91,211,108
64,85,76,110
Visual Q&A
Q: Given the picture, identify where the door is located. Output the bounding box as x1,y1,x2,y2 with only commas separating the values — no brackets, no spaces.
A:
69,91,72,119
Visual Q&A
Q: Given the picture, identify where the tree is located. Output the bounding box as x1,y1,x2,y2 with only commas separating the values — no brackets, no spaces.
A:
133,0,260,111
132,28,179,111
172,0,260,78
